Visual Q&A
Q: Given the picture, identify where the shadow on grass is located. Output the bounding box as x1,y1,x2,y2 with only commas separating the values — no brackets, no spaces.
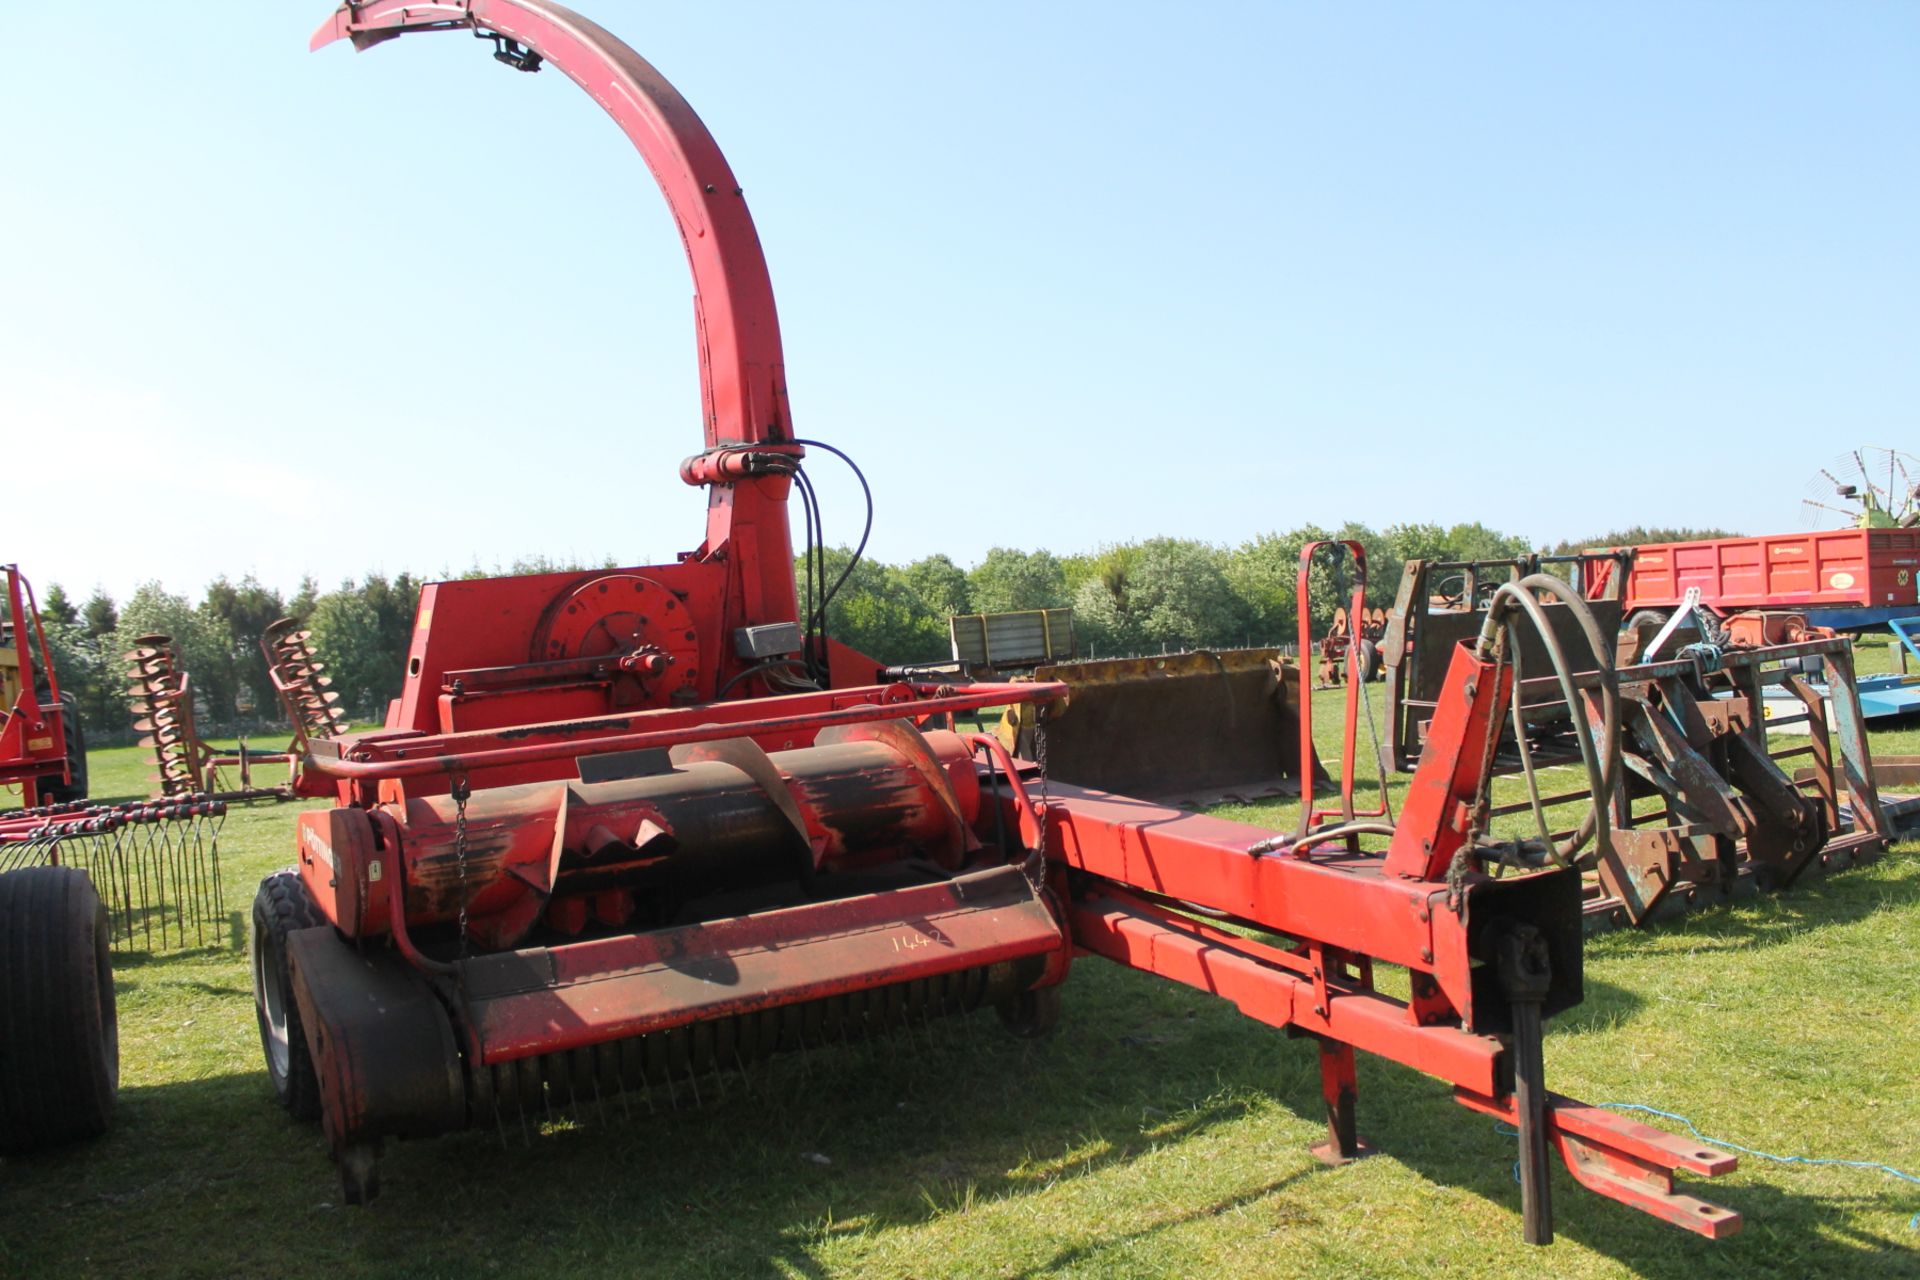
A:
1007,1170,1316,1278
10,932,1912,1279
107,920,244,967
1354,1052,1918,1279
1,1017,1286,1279
1588,854,1920,958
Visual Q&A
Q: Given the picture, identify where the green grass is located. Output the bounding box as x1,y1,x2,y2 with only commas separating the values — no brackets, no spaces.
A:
2,708,1918,1279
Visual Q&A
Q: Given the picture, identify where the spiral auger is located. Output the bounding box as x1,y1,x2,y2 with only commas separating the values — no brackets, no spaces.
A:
262,617,347,752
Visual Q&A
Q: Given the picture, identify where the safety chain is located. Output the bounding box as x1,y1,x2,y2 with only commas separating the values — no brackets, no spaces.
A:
1331,544,1396,823
451,771,472,957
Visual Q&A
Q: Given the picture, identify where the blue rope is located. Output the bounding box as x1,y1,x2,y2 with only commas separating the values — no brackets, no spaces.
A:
1591,1103,1920,1230
1501,1104,1920,1228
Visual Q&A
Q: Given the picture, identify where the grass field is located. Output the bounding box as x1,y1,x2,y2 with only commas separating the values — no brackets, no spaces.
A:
2,647,1918,1279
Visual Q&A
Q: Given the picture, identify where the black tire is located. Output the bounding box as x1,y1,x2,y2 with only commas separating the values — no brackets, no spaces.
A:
252,870,324,1121
1620,610,1670,664
996,984,1062,1039
1356,638,1383,683
40,692,89,804
0,866,119,1153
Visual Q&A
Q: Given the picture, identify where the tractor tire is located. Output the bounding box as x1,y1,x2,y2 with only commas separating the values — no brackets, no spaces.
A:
40,692,89,805
252,870,324,1121
0,866,119,1153
996,984,1062,1039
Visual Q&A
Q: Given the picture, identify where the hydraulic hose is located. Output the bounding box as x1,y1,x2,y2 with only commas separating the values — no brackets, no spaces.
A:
1475,574,1621,869
1248,821,1400,858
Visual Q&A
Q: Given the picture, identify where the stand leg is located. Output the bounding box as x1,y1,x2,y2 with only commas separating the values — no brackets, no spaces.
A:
1308,1037,1372,1165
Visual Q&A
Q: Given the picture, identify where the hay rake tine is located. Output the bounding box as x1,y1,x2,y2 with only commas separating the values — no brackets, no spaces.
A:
0,797,225,953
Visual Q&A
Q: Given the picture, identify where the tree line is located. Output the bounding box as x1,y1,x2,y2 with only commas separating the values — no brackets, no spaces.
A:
29,523,1732,738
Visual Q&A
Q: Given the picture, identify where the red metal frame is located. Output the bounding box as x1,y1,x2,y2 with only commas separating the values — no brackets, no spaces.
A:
313,0,807,715
0,565,73,806
291,3,1749,1242
1296,540,1388,838
1026,634,1736,1237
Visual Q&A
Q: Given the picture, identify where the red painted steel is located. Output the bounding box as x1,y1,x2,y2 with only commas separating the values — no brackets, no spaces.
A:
1454,1090,1742,1238
1383,640,1513,882
299,723,997,944
1296,541,1385,835
285,2,1749,1241
0,566,73,806
303,680,1063,799
462,865,1062,1063
1620,528,1920,615
1068,888,1503,1095
312,0,805,716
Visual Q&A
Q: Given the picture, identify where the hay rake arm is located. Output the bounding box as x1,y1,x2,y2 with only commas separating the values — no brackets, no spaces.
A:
0,798,226,951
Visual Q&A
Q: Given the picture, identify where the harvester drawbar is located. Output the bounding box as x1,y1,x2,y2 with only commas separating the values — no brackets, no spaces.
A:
273,1,1746,1244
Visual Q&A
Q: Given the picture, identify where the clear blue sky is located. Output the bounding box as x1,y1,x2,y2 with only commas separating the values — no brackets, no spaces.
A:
3,3,1915,603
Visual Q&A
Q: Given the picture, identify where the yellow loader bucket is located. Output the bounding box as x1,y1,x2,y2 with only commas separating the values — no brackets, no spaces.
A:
998,648,1326,808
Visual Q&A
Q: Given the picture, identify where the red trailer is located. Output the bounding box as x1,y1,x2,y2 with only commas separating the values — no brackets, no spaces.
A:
1616,528,1920,629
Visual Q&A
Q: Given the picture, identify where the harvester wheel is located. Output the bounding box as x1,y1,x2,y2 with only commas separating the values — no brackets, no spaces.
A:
996,984,1062,1039
252,870,324,1121
40,692,89,804
0,866,119,1153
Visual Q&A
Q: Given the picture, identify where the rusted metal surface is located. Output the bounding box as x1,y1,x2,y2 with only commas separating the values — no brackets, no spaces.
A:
1381,553,1629,773
124,634,294,801
999,649,1324,807
123,635,213,796
263,618,348,750
1381,556,1887,928
1571,643,1880,929
1314,604,1386,688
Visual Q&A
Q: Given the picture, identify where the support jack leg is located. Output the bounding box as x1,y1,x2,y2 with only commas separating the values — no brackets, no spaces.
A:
1308,1037,1373,1166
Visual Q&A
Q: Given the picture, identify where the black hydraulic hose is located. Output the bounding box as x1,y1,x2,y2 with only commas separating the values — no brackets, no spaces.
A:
1248,821,1400,858
714,657,809,701
793,466,827,681
1477,575,1621,868
792,438,873,626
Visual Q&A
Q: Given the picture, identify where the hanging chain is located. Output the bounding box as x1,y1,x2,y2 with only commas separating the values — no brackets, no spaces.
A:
451,771,472,957
1357,661,1394,823
1029,706,1054,889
